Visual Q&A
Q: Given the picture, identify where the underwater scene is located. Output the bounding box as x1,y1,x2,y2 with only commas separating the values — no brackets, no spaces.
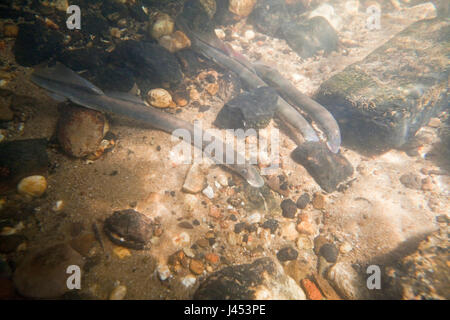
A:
0,0,448,301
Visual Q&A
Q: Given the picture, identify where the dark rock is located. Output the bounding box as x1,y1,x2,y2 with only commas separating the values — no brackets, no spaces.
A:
262,219,279,234
179,0,217,35
277,246,298,262
0,235,26,253
58,47,108,72
315,18,449,155
114,41,183,88
319,243,338,263
0,139,49,194
399,173,422,190
56,104,107,158
281,16,338,59
214,0,241,26
13,21,64,66
194,257,306,299
280,199,297,219
103,209,155,250
13,243,85,299
214,86,278,130
248,0,288,37
291,142,354,193
178,221,194,229
93,66,136,92
296,193,310,209
234,222,247,234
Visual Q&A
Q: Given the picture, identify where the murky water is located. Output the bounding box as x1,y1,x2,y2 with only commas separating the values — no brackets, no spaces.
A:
0,0,448,300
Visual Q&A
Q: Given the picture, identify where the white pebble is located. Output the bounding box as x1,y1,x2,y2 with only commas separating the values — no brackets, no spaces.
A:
244,29,255,41
52,200,64,212
17,175,47,197
172,232,190,247
156,264,172,281
181,275,197,288
215,29,225,39
246,212,261,224
109,285,127,300
202,185,215,199
183,247,195,258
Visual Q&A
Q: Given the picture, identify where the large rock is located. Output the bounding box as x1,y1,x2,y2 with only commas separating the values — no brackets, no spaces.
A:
291,142,354,193
248,0,288,37
315,18,449,155
193,257,306,299
13,243,85,299
281,16,339,58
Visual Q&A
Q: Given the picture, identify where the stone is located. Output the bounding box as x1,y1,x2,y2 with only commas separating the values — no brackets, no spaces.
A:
17,175,47,197
296,220,315,235
308,3,343,30
327,262,369,300
202,185,215,199
399,173,422,190
182,164,206,194
296,193,310,209
277,246,298,262
315,18,449,154
194,257,306,299
281,199,297,218
147,88,173,108
150,12,174,40
301,278,323,300
214,87,278,130
56,104,107,158
190,259,205,275
13,21,64,66
103,209,155,250
319,243,339,263
13,243,85,299
205,253,220,265
229,0,257,17
312,193,325,209
248,0,288,37
262,219,279,234
291,142,354,193
158,31,191,53
281,16,338,58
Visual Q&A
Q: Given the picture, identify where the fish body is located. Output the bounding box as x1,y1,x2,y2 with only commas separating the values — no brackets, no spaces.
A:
31,63,264,188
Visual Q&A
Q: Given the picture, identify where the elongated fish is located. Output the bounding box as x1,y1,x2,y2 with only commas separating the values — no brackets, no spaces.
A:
176,17,320,144
31,62,264,188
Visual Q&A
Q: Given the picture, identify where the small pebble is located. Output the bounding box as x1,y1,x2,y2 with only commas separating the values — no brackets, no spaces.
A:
205,253,220,264
150,12,174,39
109,285,127,300
277,246,298,262
52,200,64,212
319,243,339,263
147,88,173,108
244,29,255,40
296,193,310,209
312,193,326,209
246,212,261,224
339,242,352,254
281,199,297,218
157,264,171,281
301,278,323,300
178,221,194,229
296,235,313,251
17,175,47,197
262,219,279,234
189,259,204,275
113,246,131,259
181,275,197,288
202,185,215,199
183,247,195,258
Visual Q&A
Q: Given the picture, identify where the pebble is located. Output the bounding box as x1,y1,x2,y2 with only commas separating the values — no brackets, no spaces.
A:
182,164,206,194
158,30,191,53
178,221,194,229
421,177,433,191
196,238,210,248
313,235,328,255
277,246,298,262
244,29,255,41
327,262,368,299
150,12,174,39
296,220,315,235
181,275,197,288
217,174,228,187
109,285,127,300
312,193,326,209
172,232,190,247
202,185,215,199
262,219,279,234
229,0,257,17
246,212,261,224
399,173,422,190
339,242,352,254
147,88,173,108
189,259,205,275
157,264,172,281
183,247,196,258
52,200,64,212
205,253,220,264
296,235,313,251
300,278,323,300
281,199,297,218
296,193,310,209
319,243,339,263
17,175,47,197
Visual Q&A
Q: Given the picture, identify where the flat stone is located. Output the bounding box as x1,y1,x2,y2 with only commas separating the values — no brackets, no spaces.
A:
315,18,449,154
182,164,206,194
